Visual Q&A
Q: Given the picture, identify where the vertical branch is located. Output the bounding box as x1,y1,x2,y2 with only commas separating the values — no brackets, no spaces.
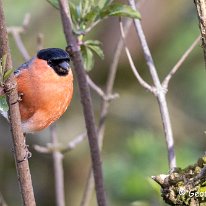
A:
128,0,176,169
0,0,36,205
119,20,154,92
80,19,133,206
50,124,65,206
58,0,107,206
194,0,206,67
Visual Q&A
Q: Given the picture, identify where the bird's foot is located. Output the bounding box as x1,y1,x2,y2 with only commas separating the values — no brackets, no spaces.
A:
17,144,32,163
11,92,24,105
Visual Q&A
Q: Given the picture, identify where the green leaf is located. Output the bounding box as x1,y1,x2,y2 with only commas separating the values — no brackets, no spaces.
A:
0,95,9,114
88,45,104,59
76,4,82,20
69,1,81,27
84,40,104,58
81,46,94,71
0,55,7,86
100,3,141,19
84,39,102,46
81,0,91,17
83,6,101,26
2,54,7,72
3,68,15,82
47,0,59,9
98,0,111,9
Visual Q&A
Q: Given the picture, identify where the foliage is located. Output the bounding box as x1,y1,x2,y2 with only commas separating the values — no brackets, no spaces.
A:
0,54,15,114
0,54,15,86
81,40,104,71
47,0,141,70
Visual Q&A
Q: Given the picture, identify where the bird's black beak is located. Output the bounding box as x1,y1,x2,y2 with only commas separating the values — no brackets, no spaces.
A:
59,61,70,71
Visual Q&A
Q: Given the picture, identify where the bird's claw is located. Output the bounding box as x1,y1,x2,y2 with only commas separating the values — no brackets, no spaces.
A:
17,144,32,163
11,92,23,105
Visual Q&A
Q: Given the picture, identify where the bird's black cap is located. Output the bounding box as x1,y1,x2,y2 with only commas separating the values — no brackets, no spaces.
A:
37,48,71,76
37,48,70,61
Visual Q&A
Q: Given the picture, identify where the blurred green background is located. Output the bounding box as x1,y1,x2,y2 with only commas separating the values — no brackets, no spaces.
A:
0,0,205,205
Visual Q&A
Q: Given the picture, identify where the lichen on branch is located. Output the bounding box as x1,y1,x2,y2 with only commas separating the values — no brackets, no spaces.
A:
153,155,206,206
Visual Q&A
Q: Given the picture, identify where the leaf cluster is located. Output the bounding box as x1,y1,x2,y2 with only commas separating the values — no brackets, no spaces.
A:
47,0,141,71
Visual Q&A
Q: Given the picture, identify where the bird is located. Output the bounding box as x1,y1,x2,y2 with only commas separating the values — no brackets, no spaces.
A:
0,48,73,133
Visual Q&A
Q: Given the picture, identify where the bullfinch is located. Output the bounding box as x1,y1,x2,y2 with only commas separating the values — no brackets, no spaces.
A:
0,48,73,133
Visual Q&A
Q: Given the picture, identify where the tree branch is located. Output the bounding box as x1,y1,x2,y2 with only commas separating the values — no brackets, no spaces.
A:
86,75,105,98
194,0,206,67
50,124,65,206
34,132,87,154
87,75,119,101
0,1,36,205
80,18,134,206
162,36,200,89
62,132,87,153
128,0,176,169
7,14,31,61
119,19,155,93
58,0,107,206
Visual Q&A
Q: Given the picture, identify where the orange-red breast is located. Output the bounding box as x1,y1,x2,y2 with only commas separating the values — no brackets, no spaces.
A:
1,48,73,133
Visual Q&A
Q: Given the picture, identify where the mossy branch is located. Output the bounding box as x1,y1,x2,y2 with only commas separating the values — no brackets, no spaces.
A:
153,155,206,206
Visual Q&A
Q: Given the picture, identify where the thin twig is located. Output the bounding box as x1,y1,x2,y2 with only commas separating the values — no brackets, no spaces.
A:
50,124,65,206
34,132,87,154
84,19,102,34
128,0,176,169
162,35,201,89
61,132,87,153
36,33,44,51
7,14,31,61
87,75,119,101
22,13,30,30
86,75,105,97
58,0,107,205
80,18,133,206
119,19,154,93
0,1,36,205
11,30,30,61
33,145,51,154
